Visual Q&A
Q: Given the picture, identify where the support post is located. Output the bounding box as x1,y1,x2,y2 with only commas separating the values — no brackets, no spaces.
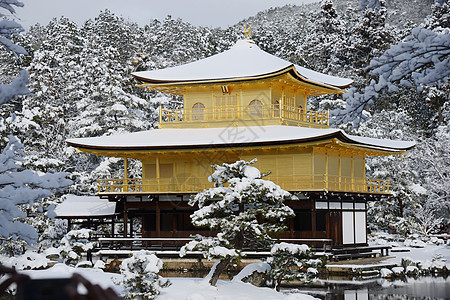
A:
130,215,133,237
124,157,128,192
156,199,161,237
111,217,115,237
156,156,160,191
325,152,328,190
123,202,128,237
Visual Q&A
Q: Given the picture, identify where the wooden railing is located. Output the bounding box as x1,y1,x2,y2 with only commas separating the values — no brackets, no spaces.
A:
97,176,390,194
97,237,333,253
158,104,329,127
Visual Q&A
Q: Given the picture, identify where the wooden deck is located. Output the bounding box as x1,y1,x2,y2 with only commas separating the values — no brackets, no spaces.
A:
95,237,334,258
331,245,392,261
92,237,390,262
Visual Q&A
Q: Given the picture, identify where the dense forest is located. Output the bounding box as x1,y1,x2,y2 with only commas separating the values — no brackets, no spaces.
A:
0,0,448,252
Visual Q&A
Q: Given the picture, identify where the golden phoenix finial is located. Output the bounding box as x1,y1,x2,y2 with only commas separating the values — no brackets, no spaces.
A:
243,24,252,39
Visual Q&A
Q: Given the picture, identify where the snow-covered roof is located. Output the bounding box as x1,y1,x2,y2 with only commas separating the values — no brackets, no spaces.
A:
132,40,353,89
66,125,415,153
54,195,116,218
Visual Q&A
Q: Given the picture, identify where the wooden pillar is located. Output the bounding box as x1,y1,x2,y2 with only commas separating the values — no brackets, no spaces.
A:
156,199,161,237
312,211,316,239
124,157,128,192
67,219,72,232
173,210,177,237
156,156,160,191
338,154,341,191
111,217,115,236
289,218,294,239
325,152,328,190
130,215,133,237
351,157,355,192
123,202,128,237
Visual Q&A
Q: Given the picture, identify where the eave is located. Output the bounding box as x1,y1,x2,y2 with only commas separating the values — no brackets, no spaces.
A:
134,66,346,96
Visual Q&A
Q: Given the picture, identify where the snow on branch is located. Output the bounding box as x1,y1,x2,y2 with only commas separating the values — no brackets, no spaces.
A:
0,136,72,243
333,27,449,128
0,69,29,105
0,0,24,16
0,0,29,105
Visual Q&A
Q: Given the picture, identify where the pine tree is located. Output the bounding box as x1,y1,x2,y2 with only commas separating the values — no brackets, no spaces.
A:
180,159,295,286
0,136,71,253
0,0,29,105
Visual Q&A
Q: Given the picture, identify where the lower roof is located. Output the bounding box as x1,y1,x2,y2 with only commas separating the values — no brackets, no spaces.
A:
66,125,415,153
55,195,117,218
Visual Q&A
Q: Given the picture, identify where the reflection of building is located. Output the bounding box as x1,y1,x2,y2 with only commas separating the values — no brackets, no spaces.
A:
66,38,414,248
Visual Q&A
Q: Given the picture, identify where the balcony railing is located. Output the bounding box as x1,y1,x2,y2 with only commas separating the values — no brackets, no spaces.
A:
158,104,329,128
97,176,390,195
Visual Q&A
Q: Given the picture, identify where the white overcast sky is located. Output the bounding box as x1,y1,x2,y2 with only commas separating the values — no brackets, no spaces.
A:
19,0,318,30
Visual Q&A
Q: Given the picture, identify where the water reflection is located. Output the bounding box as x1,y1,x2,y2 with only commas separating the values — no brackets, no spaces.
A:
287,277,450,300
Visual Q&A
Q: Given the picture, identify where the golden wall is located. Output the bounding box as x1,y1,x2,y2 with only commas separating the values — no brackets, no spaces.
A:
139,146,366,193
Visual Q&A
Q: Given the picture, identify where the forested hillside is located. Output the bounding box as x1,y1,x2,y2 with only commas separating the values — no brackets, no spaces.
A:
0,0,448,249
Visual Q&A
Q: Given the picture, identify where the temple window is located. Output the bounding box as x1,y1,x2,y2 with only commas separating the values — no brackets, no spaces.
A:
248,99,263,117
192,102,205,120
214,95,238,119
273,100,280,117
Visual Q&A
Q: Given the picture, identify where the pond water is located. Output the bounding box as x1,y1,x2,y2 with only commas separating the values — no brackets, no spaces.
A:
286,276,450,300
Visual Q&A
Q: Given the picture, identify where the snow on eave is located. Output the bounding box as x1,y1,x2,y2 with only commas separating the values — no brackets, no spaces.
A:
66,126,414,154
133,65,293,86
54,194,117,218
131,39,353,90
134,66,346,95
343,133,416,151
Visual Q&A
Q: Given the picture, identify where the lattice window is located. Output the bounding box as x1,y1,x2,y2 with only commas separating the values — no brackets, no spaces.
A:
192,102,205,120
214,94,238,119
248,99,263,117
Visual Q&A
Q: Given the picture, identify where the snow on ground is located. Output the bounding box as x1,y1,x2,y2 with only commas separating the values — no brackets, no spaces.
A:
11,263,316,300
19,263,123,295
3,234,449,299
158,277,316,300
384,244,450,267
369,233,450,268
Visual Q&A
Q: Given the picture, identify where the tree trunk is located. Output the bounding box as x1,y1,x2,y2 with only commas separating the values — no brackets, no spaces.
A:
209,257,232,286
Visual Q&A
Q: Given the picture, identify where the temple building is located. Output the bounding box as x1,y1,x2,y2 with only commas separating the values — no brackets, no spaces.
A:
66,37,415,249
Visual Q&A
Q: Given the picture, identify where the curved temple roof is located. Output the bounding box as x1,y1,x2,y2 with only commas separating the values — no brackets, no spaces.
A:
67,126,415,153
132,40,353,89
54,195,116,218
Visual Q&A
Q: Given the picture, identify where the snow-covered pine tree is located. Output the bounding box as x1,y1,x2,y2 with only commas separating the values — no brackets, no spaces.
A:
0,136,71,255
266,242,320,291
0,0,29,105
180,159,295,286
0,1,72,255
116,250,170,300
334,0,449,129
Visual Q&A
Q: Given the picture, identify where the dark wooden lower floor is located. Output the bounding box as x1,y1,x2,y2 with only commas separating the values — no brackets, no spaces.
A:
103,191,383,248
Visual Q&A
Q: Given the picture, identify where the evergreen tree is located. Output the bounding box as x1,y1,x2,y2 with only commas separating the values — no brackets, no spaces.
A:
180,159,295,286
0,136,71,253
0,0,29,105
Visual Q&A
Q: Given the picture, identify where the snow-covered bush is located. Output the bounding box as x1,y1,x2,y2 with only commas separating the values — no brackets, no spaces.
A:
232,262,271,286
59,229,96,265
182,159,296,286
266,242,322,291
4,250,50,270
380,268,393,278
116,250,170,300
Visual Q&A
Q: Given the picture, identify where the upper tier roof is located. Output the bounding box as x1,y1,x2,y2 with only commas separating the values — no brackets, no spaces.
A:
66,126,415,153
132,40,353,89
